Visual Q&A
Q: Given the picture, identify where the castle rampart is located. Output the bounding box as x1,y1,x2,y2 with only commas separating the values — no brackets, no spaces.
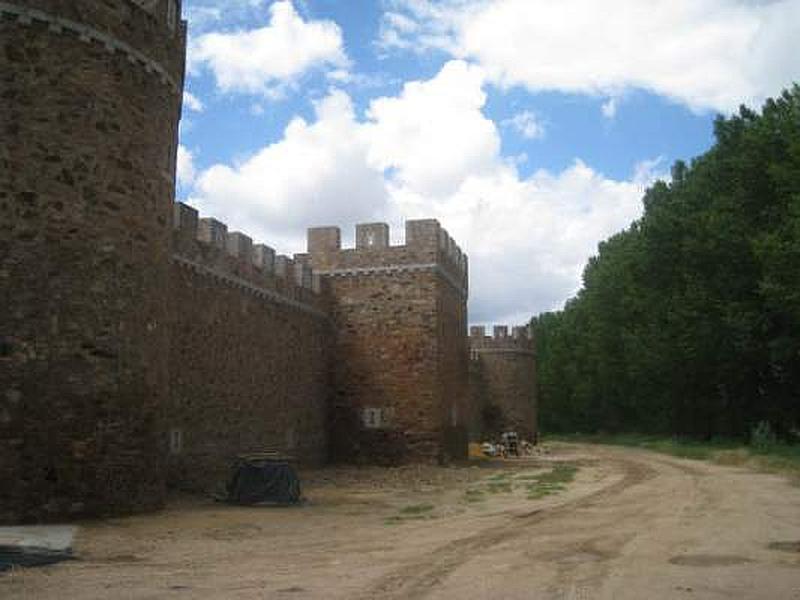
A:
1,0,186,522
0,0,536,524
172,203,326,315
469,325,538,441
165,203,331,491
303,221,470,463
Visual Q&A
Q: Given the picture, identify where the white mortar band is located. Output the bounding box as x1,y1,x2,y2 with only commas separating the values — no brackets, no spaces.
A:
172,255,328,320
0,2,180,92
315,263,468,298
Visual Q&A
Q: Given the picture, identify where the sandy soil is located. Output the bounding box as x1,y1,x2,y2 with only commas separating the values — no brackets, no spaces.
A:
2,444,799,599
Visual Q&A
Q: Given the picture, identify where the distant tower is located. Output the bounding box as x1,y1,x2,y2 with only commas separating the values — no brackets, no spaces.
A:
0,1,186,522
469,325,538,441
303,220,470,463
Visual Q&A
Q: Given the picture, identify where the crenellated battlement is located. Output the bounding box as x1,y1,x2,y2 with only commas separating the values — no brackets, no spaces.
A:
469,324,535,354
172,202,327,316
303,220,468,296
468,323,537,440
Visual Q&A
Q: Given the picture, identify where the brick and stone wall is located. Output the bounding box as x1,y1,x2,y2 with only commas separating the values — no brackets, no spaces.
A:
469,325,538,441
0,0,185,523
167,203,331,492
302,220,470,464
0,0,485,524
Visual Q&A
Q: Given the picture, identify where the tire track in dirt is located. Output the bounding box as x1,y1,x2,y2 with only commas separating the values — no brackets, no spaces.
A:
358,456,656,600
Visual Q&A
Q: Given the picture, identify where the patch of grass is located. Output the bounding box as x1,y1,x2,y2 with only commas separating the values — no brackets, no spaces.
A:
547,434,800,483
385,503,438,526
534,464,578,484
463,488,486,503
526,488,553,500
750,444,800,484
549,433,736,461
486,482,514,494
523,464,578,501
399,503,435,515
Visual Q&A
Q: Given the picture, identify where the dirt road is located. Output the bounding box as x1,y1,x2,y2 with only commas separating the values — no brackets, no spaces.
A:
2,444,799,599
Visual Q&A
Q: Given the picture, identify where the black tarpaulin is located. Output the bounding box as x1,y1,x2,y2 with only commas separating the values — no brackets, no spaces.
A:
224,455,301,505
0,547,74,572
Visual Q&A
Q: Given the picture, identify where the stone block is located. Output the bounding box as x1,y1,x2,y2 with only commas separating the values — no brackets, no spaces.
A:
225,231,253,261
275,255,293,278
294,262,313,289
405,219,440,249
173,202,198,235
307,227,341,253
356,223,389,249
470,326,486,338
252,244,275,273
198,218,227,249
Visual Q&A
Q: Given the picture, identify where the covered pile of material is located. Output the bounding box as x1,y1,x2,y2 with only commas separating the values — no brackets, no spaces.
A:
224,454,302,505
0,526,75,572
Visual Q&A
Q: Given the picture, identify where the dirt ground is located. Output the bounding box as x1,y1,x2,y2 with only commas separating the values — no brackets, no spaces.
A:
2,443,800,599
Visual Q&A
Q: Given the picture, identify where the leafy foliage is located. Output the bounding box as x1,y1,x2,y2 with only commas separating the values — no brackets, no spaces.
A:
533,86,800,441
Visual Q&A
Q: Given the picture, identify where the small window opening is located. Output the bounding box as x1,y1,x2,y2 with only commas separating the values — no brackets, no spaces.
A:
169,428,183,454
167,0,177,31
362,408,382,429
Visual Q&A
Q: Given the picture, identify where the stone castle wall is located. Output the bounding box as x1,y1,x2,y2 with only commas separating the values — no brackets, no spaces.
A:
301,221,470,463
469,325,538,441
165,203,332,492
0,0,537,525
0,0,185,523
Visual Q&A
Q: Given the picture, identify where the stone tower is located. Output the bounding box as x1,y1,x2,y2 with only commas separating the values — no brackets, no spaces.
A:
469,325,538,441
0,1,186,522
301,220,470,463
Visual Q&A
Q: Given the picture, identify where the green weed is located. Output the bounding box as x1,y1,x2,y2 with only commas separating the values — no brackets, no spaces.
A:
399,503,435,515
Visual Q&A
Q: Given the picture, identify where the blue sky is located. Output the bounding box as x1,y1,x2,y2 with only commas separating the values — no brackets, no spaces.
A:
177,0,799,325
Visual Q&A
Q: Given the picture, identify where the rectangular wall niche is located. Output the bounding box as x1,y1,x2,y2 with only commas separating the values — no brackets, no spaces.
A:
169,428,183,454
362,408,383,429
285,427,296,450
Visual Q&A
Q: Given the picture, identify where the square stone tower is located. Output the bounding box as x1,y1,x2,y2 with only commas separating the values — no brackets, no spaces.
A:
469,325,537,442
300,220,470,463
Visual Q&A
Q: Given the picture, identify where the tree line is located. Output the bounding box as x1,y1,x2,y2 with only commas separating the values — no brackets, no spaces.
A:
532,86,800,441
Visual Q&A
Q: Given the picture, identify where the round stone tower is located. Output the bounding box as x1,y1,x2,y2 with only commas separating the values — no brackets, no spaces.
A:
0,0,186,522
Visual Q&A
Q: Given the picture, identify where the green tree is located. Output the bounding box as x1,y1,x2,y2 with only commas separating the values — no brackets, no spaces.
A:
533,85,800,440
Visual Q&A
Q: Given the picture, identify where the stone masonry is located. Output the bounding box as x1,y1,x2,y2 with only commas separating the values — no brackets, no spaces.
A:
300,221,470,464
167,203,332,492
1,0,186,523
0,0,536,524
469,326,538,441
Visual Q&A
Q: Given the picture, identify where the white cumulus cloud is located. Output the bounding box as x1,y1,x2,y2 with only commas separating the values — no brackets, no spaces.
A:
185,61,662,322
365,60,501,197
183,91,205,112
176,145,197,187
188,91,389,250
380,0,800,114
189,0,349,97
